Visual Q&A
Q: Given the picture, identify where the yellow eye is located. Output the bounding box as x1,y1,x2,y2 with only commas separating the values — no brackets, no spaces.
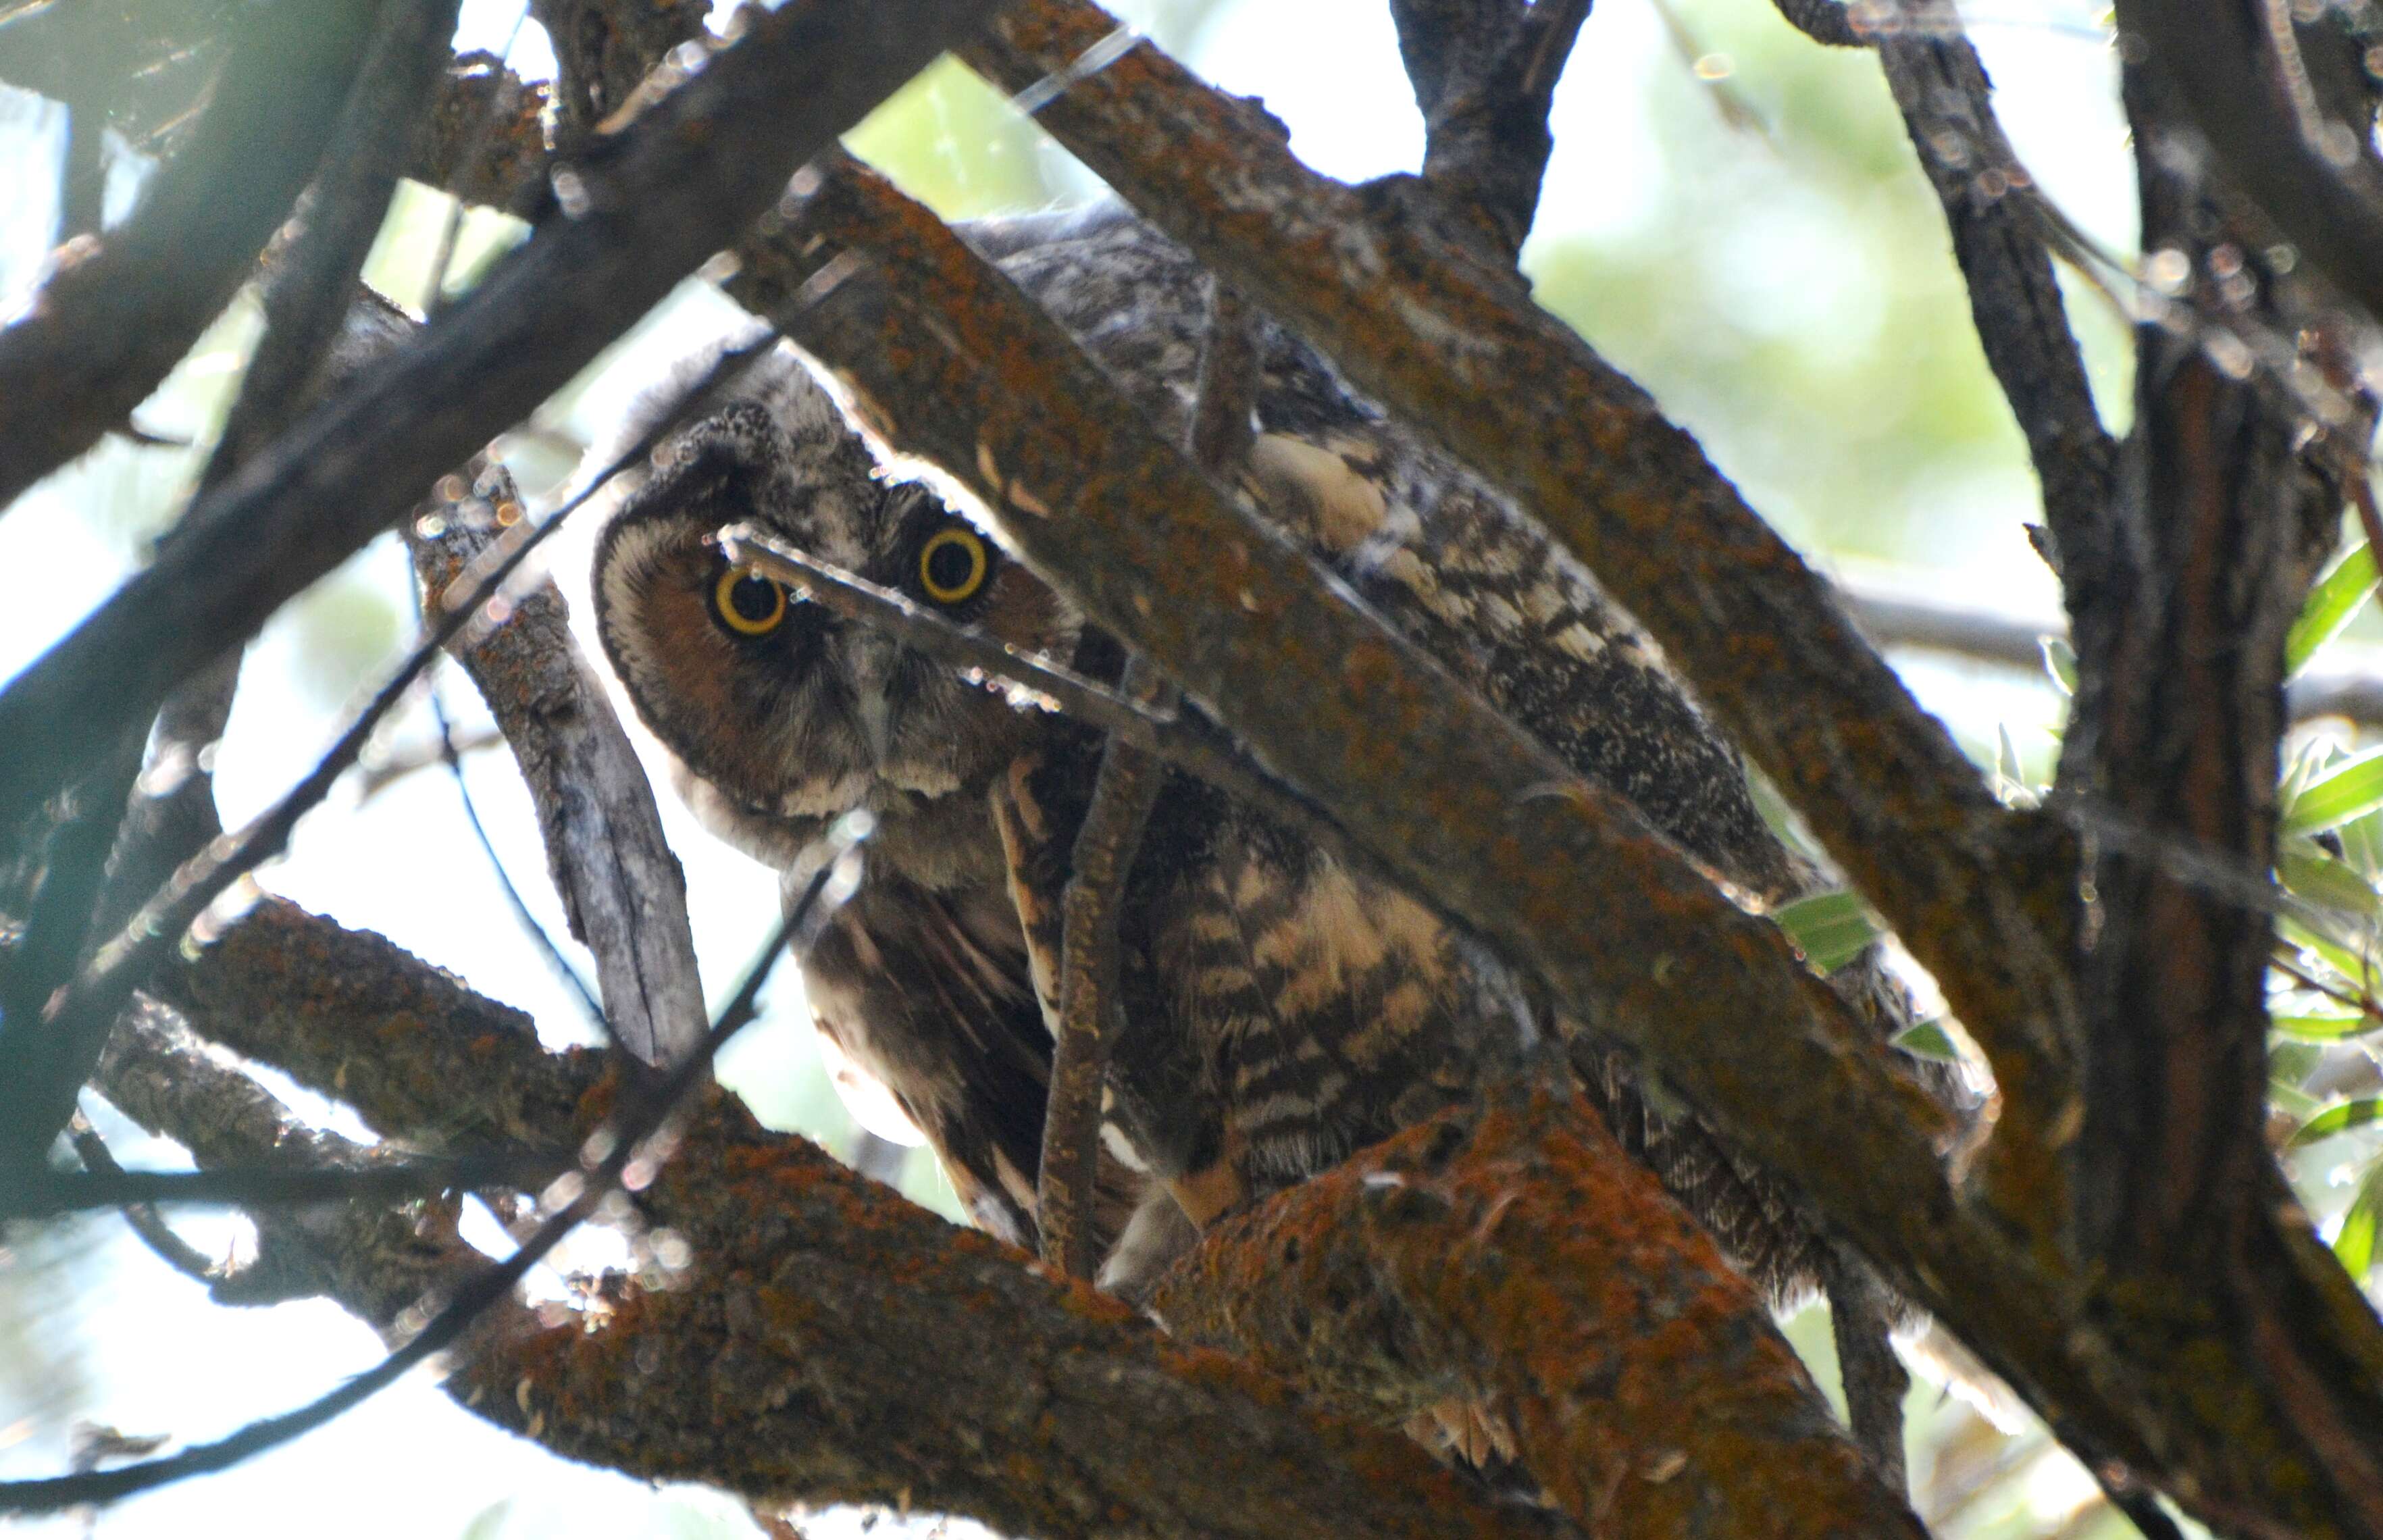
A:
713,565,786,636
919,525,990,605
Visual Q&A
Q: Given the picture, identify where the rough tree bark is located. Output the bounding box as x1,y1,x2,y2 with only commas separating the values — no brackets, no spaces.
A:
9,1,2383,1537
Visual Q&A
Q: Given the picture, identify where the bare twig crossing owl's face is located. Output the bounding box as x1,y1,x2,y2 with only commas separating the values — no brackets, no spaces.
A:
592,353,1075,869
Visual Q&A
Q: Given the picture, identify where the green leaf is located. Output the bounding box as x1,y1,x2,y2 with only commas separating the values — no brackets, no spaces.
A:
2288,541,2378,676
1892,1020,1962,1061
2288,1098,2383,1148
2336,1163,2383,1281
2284,748,2383,837
2280,845,2383,921
2274,1078,2326,1121
2280,917,2380,992
1775,890,1880,974
2272,1039,2326,1090
2273,1011,2380,1042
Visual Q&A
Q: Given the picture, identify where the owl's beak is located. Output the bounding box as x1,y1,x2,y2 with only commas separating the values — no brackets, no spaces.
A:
842,628,900,769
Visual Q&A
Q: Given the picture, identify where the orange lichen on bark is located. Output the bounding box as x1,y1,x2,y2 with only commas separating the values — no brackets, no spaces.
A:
445,1087,1569,1540
1151,1083,1926,1540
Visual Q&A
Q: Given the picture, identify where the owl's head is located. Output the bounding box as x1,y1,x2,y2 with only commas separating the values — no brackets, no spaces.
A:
592,348,1075,869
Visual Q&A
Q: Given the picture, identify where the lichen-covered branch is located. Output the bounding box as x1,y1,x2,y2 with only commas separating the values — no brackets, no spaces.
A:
409,464,708,1069
412,50,553,212
737,147,2383,1540
84,903,1574,1540
149,896,603,1152
1152,1083,1925,1539
743,151,1980,1338
457,1085,1574,1540
958,0,2083,1221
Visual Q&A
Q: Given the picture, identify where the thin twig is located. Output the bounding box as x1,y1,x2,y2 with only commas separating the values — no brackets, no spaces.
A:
0,817,867,1518
1038,657,1171,1280
1039,280,1254,1279
14,1148,576,1219
426,664,607,1032
717,525,1330,836
66,1114,219,1283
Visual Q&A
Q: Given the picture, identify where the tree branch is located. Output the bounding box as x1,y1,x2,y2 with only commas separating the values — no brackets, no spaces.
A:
1152,1083,1925,1537
744,149,1978,1366
735,147,2383,1540
1874,11,2118,592
411,49,552,213
0,0,1015,849
72,910,1574,1540
456,1083,1575,1540
0,0,380,511
1387,0,1593,259
956,0,2084,1218
0,0,467,1175
409,461,708,1070
149,896,603,1152
2114,0,2383,330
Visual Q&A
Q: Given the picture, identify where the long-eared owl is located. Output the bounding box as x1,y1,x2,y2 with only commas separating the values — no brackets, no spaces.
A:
590,205,1938,1309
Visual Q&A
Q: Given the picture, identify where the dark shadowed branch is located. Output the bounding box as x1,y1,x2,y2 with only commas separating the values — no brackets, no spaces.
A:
65,1114,220,1281
1387,0,1591,259
0,0,467,1176
0,0,1014,850
0,0,379,512
2114,0,2383,330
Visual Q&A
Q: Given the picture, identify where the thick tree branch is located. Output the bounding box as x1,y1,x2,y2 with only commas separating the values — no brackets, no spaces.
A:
77,907,1572,1540
0,0,1015,848
409,463,708,1070
2113,0,2383,330
1152,1084,1924,1538
456,1085,1574,1540
744,149,1987,1372
957,0,2083,1217
736,149,2383,1540
149,896,603,1152
1387,0,1592,259
0,0,380,511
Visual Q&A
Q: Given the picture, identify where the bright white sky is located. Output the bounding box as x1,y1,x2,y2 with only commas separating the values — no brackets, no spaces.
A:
0,3,2131,1535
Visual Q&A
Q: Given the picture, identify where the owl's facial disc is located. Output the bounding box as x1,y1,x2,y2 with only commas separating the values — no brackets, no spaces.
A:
594,380,1077,839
